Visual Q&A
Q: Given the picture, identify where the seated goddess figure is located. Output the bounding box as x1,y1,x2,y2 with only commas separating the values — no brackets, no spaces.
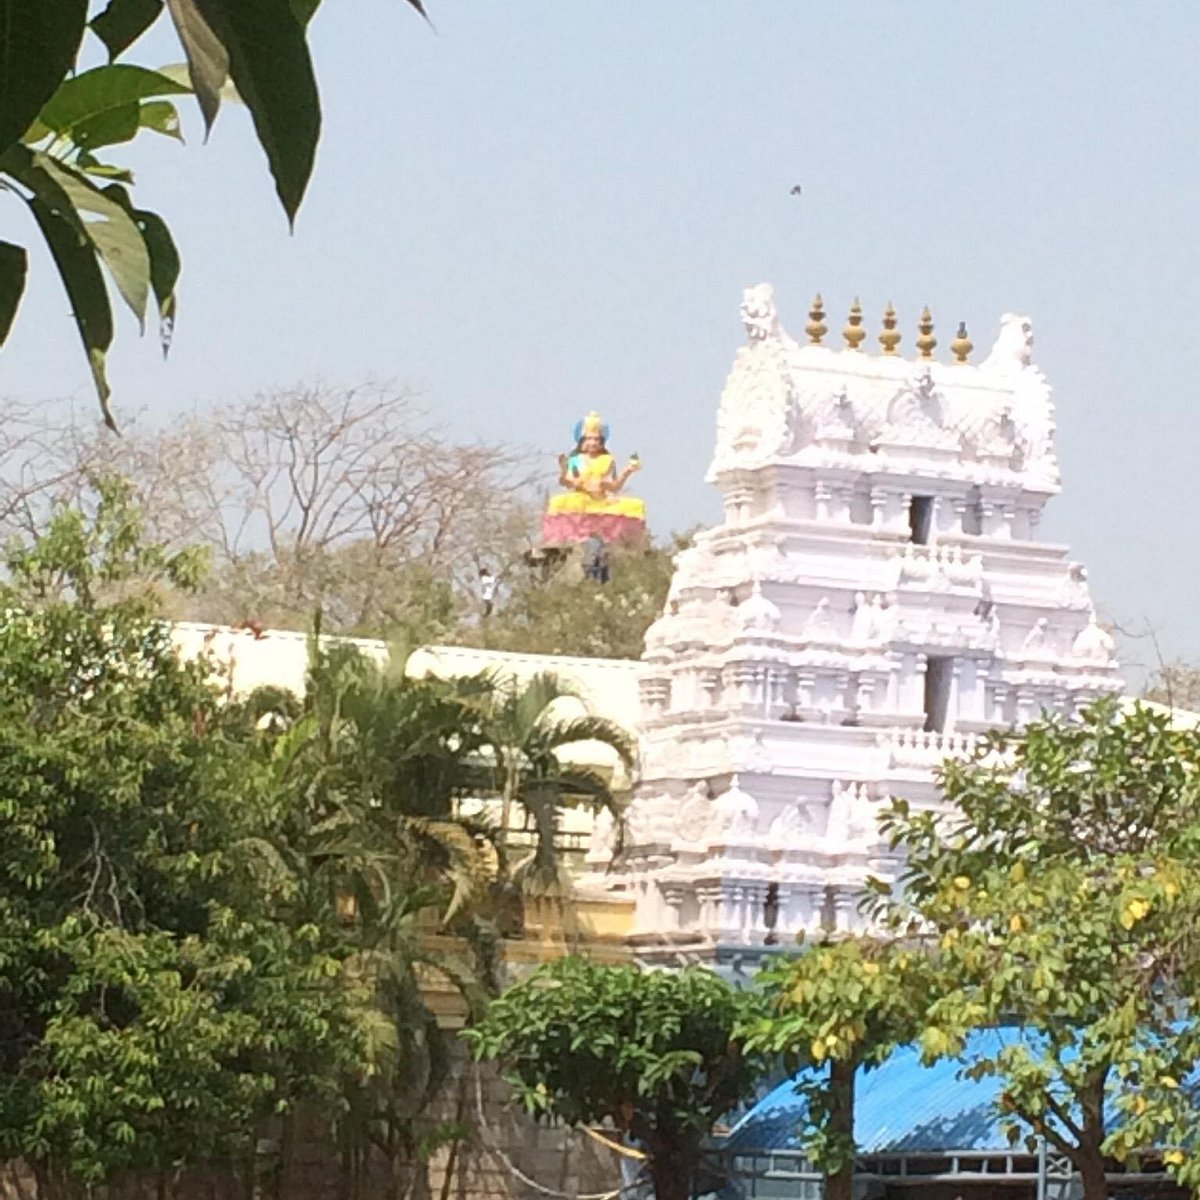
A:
542,411,646,545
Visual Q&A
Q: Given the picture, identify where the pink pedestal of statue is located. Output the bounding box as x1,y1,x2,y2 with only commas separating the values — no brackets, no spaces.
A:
541,511,646,546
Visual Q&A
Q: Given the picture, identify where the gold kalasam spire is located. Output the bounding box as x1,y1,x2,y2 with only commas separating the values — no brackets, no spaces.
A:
843,298,866,351
806,294,828,345
916,306,937,360
879,302,901,355
951,321,973,365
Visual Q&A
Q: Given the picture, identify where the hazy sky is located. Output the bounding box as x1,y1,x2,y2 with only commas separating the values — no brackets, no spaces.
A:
3,1,1198,679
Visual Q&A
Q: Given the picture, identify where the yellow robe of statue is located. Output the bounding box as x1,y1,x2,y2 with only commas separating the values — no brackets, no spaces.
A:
546,451,646,519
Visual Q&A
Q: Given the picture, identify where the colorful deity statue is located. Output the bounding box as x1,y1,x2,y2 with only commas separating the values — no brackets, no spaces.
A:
542,411,646,545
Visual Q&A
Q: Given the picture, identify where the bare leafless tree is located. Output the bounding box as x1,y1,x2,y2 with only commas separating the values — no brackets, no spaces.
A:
0,399,92,540
0,383,541,637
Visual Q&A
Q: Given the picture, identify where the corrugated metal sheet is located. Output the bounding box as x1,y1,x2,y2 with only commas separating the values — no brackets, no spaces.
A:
726,1028,1034,1154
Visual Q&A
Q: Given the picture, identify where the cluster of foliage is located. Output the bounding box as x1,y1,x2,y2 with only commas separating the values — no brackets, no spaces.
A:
0,480,635,1193
869,697,1200,1198
466,535,683,661
239,647,635,1182
741,939,934,1200
464,957,769,1200
471,700,1200,1200
469,670,635,894
0,480,367,1186
0,0,426,426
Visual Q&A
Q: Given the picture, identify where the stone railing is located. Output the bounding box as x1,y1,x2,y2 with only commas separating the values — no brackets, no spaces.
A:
891,542,984,589
878,727,979,769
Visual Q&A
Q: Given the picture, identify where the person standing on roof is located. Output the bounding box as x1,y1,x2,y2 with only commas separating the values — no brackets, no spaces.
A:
582,534,610,584
479,567,497,617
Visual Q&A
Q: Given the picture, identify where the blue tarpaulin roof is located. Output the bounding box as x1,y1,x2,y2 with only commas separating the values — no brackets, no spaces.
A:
726,1028,1035,1154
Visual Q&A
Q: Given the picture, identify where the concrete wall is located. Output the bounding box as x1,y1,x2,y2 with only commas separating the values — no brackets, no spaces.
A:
0,1048,624,1200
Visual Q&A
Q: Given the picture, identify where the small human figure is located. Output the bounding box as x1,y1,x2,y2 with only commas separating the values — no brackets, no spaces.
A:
850,591,874,642
803,596,835,640
582,534,610,584
478,568,496,617
1022,616,1049,654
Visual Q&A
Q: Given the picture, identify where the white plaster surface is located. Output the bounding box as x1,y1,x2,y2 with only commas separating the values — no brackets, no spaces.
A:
588,285,1122,956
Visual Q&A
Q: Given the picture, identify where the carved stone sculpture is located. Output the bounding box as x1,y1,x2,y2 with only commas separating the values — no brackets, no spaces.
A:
980,313,1035,376
740,283,782,343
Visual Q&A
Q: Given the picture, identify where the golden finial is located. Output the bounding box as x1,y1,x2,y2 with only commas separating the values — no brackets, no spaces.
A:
843,298,866,351
806,293,827,345
879,302,900,356
916,306,936,360
951,321,973,365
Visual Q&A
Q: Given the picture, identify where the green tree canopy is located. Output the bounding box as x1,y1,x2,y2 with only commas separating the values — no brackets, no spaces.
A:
0,480,367,1188
467,536,680,661
254,652,640,1181
742,938,934,1200
873,697,1200,1200
470,670,636,892
463,956,769,1200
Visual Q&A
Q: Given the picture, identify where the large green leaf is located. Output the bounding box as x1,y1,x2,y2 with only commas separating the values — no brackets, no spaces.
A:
164,0,228,135
46,157,151,328
24,190,116,429
197,0,320,225
289,0,323,26
89,0,164,60
139,99,183,141
70,97,182,151
102,186,180,355
133,208,180,333
8,149,151,328
72,101,141,151
0,0,88,154
0,241,28,346
38,63,189,139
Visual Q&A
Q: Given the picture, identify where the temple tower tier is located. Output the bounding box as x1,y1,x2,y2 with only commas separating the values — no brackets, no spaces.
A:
586,285,1120,964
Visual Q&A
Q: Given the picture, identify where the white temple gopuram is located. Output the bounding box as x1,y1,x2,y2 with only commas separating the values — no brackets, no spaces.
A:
589,285,1122,963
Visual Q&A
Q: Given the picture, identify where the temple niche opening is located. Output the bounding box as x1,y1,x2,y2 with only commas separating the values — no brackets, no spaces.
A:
580,284,1121,966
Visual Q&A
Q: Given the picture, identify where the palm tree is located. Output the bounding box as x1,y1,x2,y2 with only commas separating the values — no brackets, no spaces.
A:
250,642,500,1197
470,670,637,895
297,642,501,919
246,647,637,1190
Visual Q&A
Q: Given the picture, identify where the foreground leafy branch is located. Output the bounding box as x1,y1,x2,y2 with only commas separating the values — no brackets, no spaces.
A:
0,0,426,426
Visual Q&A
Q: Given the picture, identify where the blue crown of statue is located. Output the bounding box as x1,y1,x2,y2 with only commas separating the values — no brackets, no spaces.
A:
574,411,609,443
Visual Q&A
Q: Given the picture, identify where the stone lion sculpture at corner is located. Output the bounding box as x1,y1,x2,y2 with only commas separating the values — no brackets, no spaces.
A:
740,283,782,343
980,313,1035,376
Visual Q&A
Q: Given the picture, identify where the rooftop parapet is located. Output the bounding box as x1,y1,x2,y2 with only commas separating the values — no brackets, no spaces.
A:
711,284,1058,491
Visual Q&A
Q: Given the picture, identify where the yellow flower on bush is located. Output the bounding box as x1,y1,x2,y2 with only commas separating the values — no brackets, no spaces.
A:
1120,897,1151,929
